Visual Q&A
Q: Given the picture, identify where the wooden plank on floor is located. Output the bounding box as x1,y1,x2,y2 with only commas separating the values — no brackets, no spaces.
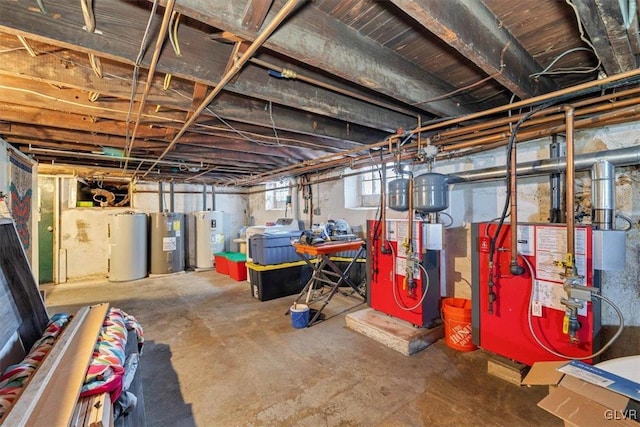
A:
487,355,530,386
345,308,443,355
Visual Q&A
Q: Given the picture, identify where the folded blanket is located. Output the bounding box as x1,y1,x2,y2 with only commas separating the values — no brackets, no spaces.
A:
0,313,71,420
80,308,144,402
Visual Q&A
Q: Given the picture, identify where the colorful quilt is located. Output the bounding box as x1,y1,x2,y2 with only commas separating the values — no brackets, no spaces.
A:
0,313,71,420
0,308,144,419
79,308,144,401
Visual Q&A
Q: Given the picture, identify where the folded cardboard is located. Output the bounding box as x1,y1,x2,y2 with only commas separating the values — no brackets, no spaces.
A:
524,360,639,426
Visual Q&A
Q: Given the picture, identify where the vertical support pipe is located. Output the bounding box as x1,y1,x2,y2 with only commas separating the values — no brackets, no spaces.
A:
509,136,525,275
211,185,216,211
158,182,164,212
549,135,566,223
169,182,175,212
308,185,313,229
202,184,207,210
405,173,415,292
591,160,616,230
380,155,390,253
565,106,576,274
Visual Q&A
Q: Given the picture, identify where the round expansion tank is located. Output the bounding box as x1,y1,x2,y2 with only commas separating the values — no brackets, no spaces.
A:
149,212,185,274
388,178,410,211
414,173,449,212
108,212,148,282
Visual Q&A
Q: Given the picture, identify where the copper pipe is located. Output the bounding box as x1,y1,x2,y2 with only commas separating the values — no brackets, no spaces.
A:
256,104,640,185
124,0,175,173
437,86,640,140
437,95,640,147
142,0,306,177
231,91,640,186
412,68,640,135
441,99,640,152
565,106,576,275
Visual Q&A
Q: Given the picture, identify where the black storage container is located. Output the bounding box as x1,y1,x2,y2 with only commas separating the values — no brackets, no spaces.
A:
247,261,311,301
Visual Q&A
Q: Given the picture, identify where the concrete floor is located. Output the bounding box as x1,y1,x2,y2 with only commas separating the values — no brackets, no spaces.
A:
44,271,562,427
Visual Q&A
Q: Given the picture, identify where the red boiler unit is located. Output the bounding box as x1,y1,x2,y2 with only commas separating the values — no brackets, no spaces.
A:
367,219,442,328
471,222,600,366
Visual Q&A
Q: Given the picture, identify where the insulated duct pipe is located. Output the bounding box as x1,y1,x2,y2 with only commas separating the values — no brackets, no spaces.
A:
447,146,640,184
591,160,616,230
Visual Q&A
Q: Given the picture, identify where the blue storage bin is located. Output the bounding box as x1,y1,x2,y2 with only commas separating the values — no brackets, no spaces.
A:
249,231,301,265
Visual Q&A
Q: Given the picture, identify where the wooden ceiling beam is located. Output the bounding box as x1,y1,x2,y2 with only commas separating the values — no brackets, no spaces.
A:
0,100,343,160
0,75,184,124
176,137,319,161
1,124,167,150
0,75,377,150
242,0,275,31
0,0,418,132
0,42,191,110
389,0,558,98
0,104,171,138
571,0,637,75
164,0,477,117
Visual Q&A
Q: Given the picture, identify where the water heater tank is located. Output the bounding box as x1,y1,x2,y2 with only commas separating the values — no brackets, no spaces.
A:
388,178,409,211
193,210,225,269
108,212,148,282
414,173,449,212
149,212,185,274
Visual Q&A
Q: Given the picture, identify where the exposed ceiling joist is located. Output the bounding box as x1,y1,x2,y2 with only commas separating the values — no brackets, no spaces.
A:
168,0,479,117
389,0,558,98
571,0,638,75
0,0,628,183
0,1,404,136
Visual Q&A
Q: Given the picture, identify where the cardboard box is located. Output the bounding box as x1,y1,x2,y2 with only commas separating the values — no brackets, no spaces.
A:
524,360,640,426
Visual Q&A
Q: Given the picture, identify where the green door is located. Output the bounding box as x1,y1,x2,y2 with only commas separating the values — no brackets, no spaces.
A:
38,176,54,284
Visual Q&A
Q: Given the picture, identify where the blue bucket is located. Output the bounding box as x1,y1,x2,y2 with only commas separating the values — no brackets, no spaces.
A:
290,303,310,329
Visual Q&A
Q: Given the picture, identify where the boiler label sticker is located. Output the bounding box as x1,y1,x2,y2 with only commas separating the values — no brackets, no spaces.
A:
394,256,420,279
535,226,587,283
163,236,177,251
517,225,534,256
534,279,587,316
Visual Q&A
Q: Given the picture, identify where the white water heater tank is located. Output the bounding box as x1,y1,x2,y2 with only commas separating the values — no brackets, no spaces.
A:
194,210,225,269
108,212,148,282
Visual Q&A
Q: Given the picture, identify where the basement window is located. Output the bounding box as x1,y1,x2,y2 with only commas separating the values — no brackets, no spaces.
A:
265,181,288,210
344,165,398,209
74,178,131,208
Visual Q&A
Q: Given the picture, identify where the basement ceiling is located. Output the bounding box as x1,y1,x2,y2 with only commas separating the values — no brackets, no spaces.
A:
0,0,639,185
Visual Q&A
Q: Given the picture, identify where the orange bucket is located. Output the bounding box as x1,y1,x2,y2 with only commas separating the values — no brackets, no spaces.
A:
442,298,477,352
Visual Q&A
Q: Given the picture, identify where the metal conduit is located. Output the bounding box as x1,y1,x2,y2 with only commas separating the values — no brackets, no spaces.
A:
447,145,640,184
